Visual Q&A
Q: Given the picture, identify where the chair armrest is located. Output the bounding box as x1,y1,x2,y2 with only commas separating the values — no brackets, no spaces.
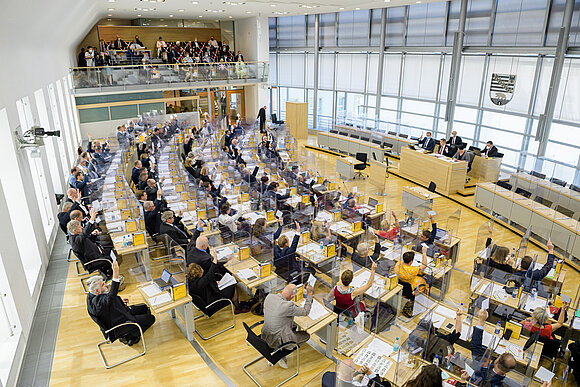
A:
205,298,234,310
105,321,143,336
271,341,298,356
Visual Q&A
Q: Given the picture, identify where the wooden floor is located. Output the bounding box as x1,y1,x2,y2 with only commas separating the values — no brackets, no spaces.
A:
49,137,578,386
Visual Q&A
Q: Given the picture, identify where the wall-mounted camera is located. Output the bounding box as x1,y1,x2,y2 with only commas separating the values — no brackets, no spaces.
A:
14,126,60,150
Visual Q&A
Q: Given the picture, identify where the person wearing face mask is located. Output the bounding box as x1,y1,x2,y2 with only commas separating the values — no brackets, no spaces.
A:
482,141,500,158
418,131,435,152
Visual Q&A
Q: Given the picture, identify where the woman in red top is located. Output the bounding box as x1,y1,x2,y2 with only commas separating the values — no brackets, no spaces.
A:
377,211,400,241
330,262,377,317
523,303,568,339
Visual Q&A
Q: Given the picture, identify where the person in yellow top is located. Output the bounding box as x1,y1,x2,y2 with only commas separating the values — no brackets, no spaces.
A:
395,245,428,295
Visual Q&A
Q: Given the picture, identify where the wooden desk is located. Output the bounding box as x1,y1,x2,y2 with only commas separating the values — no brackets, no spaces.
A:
225,257,279,289
399,147,468,196
137,283,195,342
401,186,441,217
293,296,338,358
468,155,502,183
510,172,580,217
336,156,362,180
474,182,580,270
334,124,414,155
111,233,151,280
318,131,392,161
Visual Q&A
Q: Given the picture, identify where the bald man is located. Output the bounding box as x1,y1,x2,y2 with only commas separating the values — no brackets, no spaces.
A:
322,358,385,387
185,220,224,274
261,284,314,368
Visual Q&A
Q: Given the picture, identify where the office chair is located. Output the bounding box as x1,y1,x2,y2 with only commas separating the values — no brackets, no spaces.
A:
191,294,236,340
89,315,146,369
549,177,567,187
571,184,580,193
495,152,504,158
388,131,397,136
428,181,437,193
271,114,284,125
496,180,512,190
350,134,360,140
555,205,574,218
515,187,532,198
530,170,546,179
399,133,408,139
353,152,368,179
243,321,300,387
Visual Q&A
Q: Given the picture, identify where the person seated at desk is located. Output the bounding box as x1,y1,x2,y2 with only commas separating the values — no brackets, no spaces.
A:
87,260,155,347
395,247,428,295
514,240,555,282
311,220,333,245
523,303,569,341
452,146,474,172
458,309,517,387
135,189,147,203
273,221,303,281
322,358,389,387
137,169,150,190
68,209,114,278
261,283,314,369
143,192,164,235
351,231,381,269
436,139,453,157
418,132,435,152
131,160,143,185
58,202,73,235
69,209,113,252
329,262,377,318
412,214,437,252
482,141,500,158
159,210,190,247
218,202,249,237
145,178,164,201
377,211,400,241
186,258,248,315
405,364,443,387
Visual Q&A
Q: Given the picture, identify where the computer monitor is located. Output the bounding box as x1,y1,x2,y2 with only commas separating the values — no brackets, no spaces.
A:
368,197,378,207
161,269,171,283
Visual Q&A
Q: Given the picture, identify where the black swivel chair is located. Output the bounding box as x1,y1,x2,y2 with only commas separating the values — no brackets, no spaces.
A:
191,294,236,340
353,153,368,179
428,181,437,193
571,184,580,193
530,170,546,179
271,114,284,125
242,321,299,387
549,177,567,187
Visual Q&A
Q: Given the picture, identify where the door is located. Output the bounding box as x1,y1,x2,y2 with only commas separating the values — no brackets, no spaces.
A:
227,90,244,123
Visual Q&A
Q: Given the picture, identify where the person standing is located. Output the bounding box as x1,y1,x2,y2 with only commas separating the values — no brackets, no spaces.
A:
257,105,267,133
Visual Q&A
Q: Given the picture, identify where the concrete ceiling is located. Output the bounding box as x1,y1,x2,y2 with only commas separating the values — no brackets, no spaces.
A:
101,0,447,20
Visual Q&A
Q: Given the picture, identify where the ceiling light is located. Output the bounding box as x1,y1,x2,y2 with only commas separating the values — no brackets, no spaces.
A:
339,7,344,10
137,14,142,16
160,18,164,20
270,4,276,7
108,14,112,16
178,9,184,12
107,18,112,21
108,0,115,2
169,14,174,17
384,0,391,2
228,15,233,18
191,0,198,3
107,8,114,11
355,7,360,10
245,11,252,13
199,15,203,17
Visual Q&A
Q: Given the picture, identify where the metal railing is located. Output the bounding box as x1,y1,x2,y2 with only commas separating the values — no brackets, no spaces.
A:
70,61,269,90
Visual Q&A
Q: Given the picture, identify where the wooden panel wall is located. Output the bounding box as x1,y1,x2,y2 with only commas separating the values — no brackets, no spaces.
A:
97,25,222,51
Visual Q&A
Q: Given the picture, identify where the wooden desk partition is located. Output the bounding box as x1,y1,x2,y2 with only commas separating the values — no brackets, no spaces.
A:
399,147,467,196
468,156,502,182
286,102,308,140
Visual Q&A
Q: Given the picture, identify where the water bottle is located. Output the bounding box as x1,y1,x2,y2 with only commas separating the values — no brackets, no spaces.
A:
393,337,400,354
433,355,439,367
319,242,324,252
494,321,501,335
511,248,515,261
531,286,537,300
233,245,239,256
512,286,518,299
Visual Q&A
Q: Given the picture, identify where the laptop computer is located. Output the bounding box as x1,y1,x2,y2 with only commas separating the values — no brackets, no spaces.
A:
154,269,179,290
368,197,378,207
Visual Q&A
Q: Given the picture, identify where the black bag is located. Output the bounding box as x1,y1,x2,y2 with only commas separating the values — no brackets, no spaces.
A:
250,288,268,316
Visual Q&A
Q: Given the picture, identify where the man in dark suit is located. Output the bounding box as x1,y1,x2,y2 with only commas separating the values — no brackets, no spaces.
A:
58,202,74,235
257,105,267,133
159,210,189,247
448,130,463,148
483,141,500,158
145,178,163,202
185,222,214,272
68,209,114,277
87,260,155,346
143,190,164,235
132,160,142,186
418,132,435,152
437,139,453,157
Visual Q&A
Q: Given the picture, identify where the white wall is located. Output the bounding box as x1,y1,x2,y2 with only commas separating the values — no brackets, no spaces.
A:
235,16,271,119
0,1,102,385
80,118,130,139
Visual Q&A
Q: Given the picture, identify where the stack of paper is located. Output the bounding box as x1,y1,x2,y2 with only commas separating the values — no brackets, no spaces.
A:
300,299,329,320
236,268,257,280
149,292,173,307
216,246,234,260
218,273,238,290
141,283,163,298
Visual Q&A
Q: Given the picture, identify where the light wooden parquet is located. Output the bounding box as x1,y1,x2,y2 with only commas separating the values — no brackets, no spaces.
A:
49,137,578,386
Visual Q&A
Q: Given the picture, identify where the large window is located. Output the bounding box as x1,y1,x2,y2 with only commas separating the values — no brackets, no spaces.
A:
270,1,580,181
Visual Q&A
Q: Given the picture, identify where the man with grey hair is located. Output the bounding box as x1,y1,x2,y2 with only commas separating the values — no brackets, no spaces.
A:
68,208,114,277
87,260,155,346
57,201,74,235
261,283,314,368
159,210,189,247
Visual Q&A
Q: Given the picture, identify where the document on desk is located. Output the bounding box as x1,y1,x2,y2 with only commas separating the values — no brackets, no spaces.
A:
300,299,329,321
216,246,234,261
524,297,547,312
367,337,394,358
315,211,333,223
307,274,317,288
149,292,173,307
244,212,265,225
329,221,350,232
535,366,555,382
434,305,456,320
491,284,510,303
431,313,446,329
236,268,258,280
218,273,237,290
141,283,162,298
353,347,394,378
573,317,580,330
